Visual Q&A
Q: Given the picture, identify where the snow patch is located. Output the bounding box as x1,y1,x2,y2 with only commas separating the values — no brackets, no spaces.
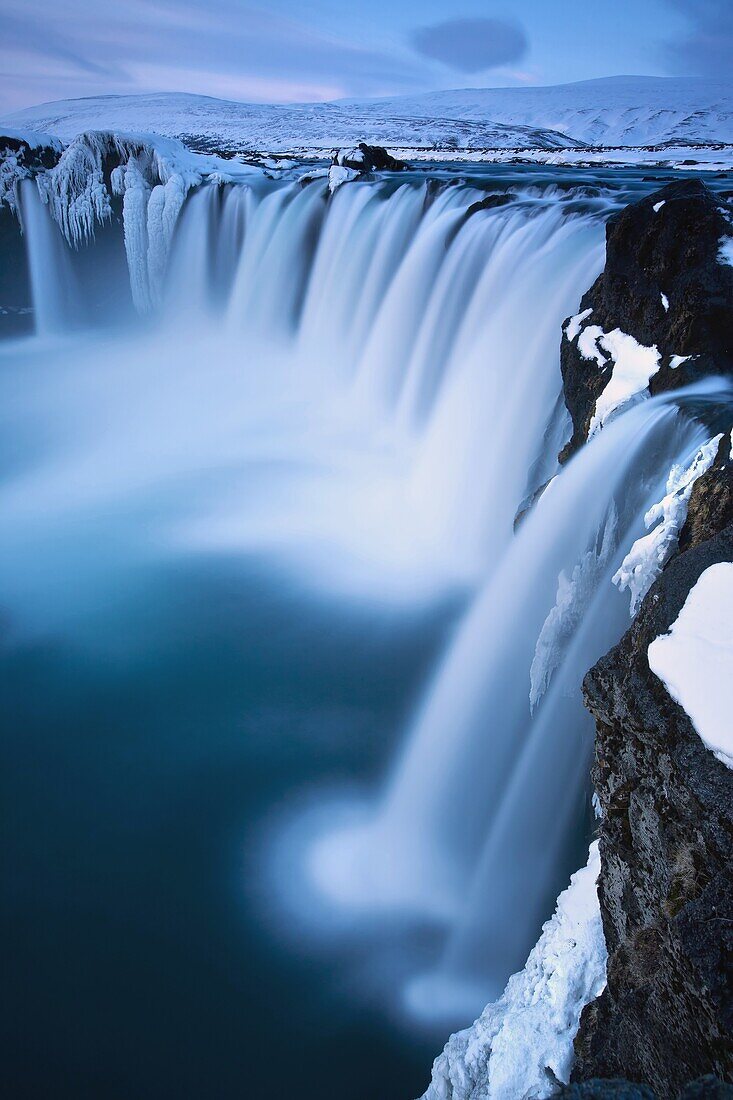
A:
564,308,593,343
588,330,661,435
670,354,693,369
422,842,606,1100
661,292,669,312
328,164,360,192
653,200,666,212
576,324,607,368
613,434,723,615
718,236,733,266
648,563,733,768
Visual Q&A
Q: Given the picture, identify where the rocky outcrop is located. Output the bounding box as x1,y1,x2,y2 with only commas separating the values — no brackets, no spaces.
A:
571,521,733,1096
559,180,733,462
557,179,733,1097
327,143,407,192
331,143,407,174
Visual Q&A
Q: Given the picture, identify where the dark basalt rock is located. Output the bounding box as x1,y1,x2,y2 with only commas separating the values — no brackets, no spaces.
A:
559,180,733,463
558,1079,655,1099
570,522,733,1096
558,1078,733,1099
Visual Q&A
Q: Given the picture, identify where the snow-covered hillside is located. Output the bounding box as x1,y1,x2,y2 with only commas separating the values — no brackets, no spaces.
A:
0,93,579,154
4,76,732,154
341,77,733,148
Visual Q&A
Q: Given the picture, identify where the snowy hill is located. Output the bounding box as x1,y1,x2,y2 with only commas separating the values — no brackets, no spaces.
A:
0,93,580,154
3,76,732,154
340,77,733,148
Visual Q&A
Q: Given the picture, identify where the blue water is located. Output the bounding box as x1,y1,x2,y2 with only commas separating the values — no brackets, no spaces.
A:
2,548,459,1097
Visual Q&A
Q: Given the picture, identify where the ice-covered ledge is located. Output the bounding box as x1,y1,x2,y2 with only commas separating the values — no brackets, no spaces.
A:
422,843,606,1100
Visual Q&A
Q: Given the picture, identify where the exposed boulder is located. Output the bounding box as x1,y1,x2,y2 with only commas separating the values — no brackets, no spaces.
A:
332,143,407,173
559,180,733,463
328,143,407,192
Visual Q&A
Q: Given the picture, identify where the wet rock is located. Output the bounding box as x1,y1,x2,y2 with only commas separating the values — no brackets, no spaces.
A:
465,192,513,217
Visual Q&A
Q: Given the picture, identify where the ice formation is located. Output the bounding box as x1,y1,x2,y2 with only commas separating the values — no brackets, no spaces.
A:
35,130,259,311
0,129,61,212
529,507,618,710
422,842,606,1100
648,563,733,768
613,434,723,615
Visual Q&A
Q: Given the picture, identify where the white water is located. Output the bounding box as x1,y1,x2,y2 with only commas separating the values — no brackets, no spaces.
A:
10,170,715,1030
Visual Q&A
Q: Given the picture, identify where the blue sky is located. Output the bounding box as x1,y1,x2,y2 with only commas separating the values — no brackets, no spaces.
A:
0,0,730,113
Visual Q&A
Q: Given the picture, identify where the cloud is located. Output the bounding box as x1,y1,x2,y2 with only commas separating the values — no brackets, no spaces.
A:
0,0,433,113
664,0,733,76
411,17,528,73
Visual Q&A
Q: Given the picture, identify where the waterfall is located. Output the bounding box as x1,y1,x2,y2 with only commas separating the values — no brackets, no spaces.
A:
14,168,715,1026
17,178,80,335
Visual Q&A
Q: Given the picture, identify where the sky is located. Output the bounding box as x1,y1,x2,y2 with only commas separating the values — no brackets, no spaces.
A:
0,0,730,114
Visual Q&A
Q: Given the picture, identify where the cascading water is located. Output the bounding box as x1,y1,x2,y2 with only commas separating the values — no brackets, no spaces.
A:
6,161,728,1097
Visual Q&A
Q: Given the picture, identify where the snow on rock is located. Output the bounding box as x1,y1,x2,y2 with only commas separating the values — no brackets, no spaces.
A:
566,317,662,435
670,353,694,369
648,562,733,768
328,164,360,192
613,434,723,615
564,308,593,343
718,236,733,266
530,508,618,710
422,842,606,1100
653,200,666,212
587,330,661,435
661,292,669,312
37,130,259,311
576,324,607,368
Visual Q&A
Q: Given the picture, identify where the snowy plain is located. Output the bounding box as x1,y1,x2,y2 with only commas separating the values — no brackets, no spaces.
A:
3,76,733,164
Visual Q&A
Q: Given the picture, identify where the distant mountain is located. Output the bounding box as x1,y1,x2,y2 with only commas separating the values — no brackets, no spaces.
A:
340,77,733,148
3,76,732,153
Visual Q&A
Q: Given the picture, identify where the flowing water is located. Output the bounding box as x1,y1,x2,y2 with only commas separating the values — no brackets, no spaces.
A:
2,163,731,1098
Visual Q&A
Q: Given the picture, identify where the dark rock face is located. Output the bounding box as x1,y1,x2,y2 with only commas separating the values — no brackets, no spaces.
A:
558,1079,656,1099
558,1078,733,1099
571,522,733,1097
560,180,733,462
